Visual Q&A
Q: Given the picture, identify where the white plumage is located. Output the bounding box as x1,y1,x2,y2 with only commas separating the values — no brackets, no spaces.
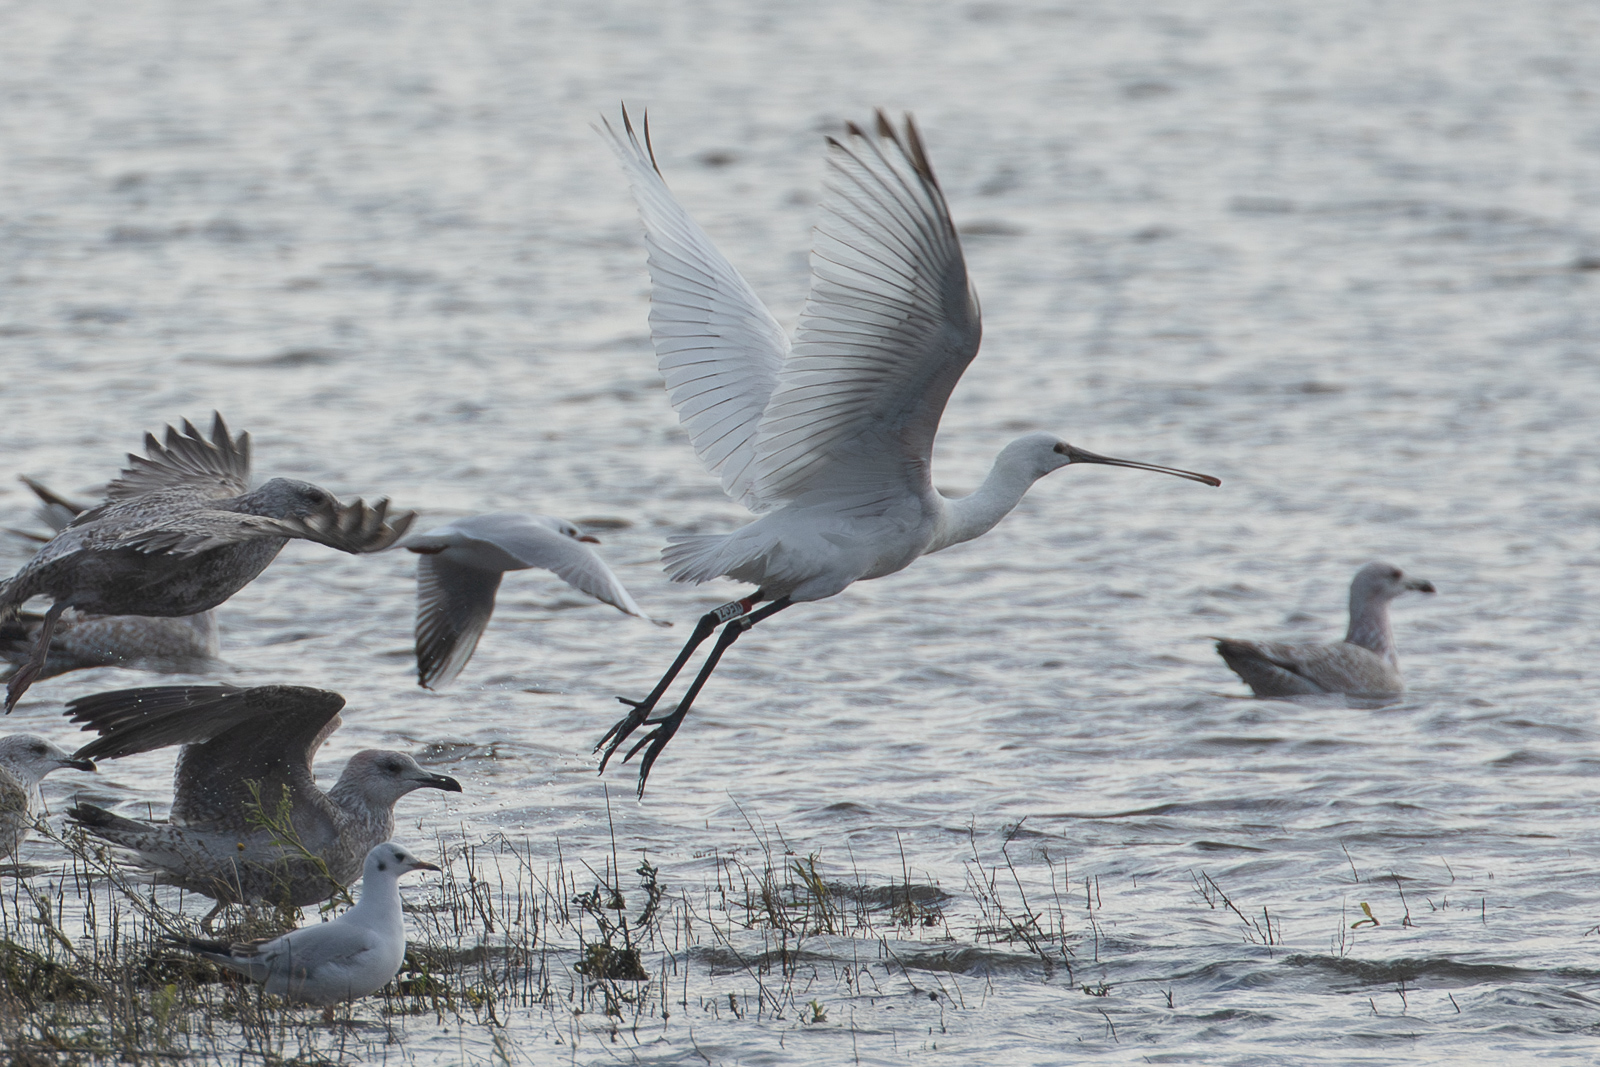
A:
166,842,437,1007
596,108,1219,793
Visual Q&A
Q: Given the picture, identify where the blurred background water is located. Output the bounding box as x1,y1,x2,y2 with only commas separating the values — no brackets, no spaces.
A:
2,0,1599,1062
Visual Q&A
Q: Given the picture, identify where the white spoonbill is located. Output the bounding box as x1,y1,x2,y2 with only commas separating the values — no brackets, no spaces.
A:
400,513,664,689
597,108,1220,794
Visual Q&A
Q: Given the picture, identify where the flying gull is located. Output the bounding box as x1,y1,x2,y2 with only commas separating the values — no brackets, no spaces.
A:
0,415,414,711
164,841,437,1013
1215,562,1436,697
2,477,220,681
63,684,459,923
402,512,664,689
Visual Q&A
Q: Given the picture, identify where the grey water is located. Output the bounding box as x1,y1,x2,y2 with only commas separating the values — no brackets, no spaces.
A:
2,0,1599,1062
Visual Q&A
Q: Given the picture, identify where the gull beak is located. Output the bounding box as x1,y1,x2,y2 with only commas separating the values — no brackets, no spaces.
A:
578,534,601,544
1406,578,1437,594
1059,444,1221,487
410,859,442,873
419,772,462,793
60,756,96,773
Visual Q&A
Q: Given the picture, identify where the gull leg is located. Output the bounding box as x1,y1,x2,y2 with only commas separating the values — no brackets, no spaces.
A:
624,597,792,796
596,594,760,772
4,602,64,714
199,899,229,935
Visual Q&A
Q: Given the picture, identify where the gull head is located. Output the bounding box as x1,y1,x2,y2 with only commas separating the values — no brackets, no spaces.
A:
0,735,95,785
340,750,462,807
364,841,441,882
247,478,339,520
1352,562,1436,605
542,517,600,544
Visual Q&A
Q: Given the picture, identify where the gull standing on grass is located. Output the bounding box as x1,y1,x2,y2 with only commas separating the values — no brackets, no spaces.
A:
1214,562,1436,697
0,735,95,860
0,414,415,712
402,512,665,689
595,108,1221,793
62,684,459,925
1,477,221,681
164,842,437,1015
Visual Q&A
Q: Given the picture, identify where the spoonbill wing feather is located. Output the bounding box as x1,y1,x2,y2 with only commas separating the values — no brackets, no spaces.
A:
750,115,981,506
602,111,790,513
415,553,503,689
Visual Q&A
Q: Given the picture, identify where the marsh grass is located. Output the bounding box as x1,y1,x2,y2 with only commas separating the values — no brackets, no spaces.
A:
0,811,1125,1062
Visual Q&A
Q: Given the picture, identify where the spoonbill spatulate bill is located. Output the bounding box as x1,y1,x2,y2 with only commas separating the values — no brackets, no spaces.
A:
597,108,1220,795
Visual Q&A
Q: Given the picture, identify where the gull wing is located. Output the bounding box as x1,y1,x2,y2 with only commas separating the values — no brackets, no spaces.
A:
414,552,503,689
462,514,657,622
102,414,252,503
602,108,790,513
65,684,347,830
749,113,981,507
105,497,416,556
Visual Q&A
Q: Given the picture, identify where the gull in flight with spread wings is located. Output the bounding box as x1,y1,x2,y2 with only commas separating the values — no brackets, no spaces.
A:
1,476,222,682
402,512,664,690
0,415,414,711
596,108,1219,794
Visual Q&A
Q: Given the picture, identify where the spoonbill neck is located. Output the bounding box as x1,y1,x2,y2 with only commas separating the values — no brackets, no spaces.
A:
927,453,1048,555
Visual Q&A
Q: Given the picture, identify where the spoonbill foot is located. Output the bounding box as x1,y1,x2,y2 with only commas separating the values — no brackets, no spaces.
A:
594,594,759,772
622,704,688,797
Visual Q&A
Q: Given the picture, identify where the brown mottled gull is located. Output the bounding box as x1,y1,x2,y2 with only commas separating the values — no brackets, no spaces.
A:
1215,562,1436,697
0,415,415,711
2,478,221,681
62,684,459,924
0,735,95,859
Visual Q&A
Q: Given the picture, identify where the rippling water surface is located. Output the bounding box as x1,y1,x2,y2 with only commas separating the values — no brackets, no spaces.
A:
3,0,1600,1062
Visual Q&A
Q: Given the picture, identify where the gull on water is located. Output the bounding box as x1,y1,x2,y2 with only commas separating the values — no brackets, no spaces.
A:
595,108,1220,793
2,478,221,682
0,415,415,712
164,841,437,1012
63,684,459,924
0,734,95,860
401,512,665,690
1214,562,1437,697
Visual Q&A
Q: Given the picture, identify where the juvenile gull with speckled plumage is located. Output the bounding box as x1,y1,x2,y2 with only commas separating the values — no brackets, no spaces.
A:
63,684,459,925
1215,562,1436,697
0,415,414,711
2,478,222,681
